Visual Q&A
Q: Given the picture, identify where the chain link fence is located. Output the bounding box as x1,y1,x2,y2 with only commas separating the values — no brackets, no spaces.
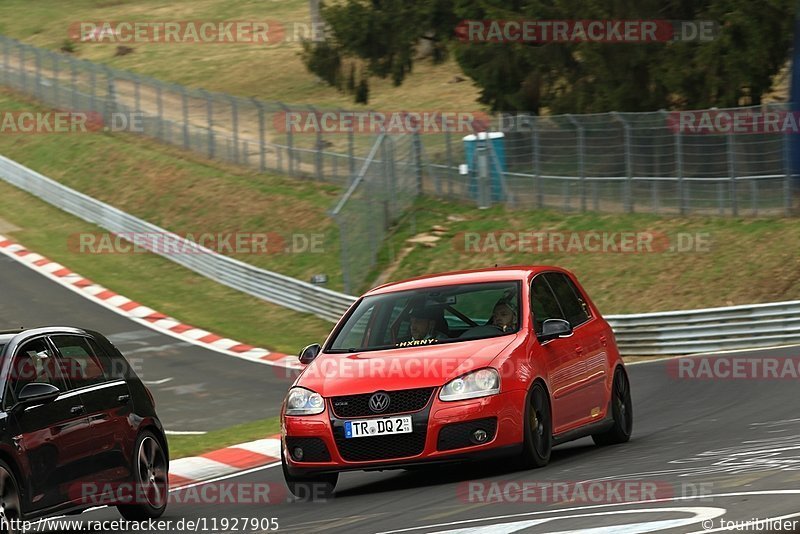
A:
1,36,798,293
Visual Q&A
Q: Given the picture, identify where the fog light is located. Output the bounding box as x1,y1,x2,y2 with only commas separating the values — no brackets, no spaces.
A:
472,429,488,443
292,447,304,461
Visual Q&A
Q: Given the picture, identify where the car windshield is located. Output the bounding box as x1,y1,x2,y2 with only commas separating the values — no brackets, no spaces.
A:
327,281,521,353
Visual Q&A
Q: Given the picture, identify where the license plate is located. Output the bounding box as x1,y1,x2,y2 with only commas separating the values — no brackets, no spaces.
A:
344,416,413,438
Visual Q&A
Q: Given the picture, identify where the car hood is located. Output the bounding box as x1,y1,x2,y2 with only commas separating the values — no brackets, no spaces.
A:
296,335,518,397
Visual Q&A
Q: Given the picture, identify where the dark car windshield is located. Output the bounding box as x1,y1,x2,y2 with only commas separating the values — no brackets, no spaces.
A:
327,281,521,353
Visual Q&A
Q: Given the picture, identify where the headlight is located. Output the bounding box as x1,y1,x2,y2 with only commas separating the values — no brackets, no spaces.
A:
439,368,500,401
285,387,325,415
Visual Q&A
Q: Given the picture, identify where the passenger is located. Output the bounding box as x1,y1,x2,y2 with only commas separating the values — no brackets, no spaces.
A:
489,299,518,332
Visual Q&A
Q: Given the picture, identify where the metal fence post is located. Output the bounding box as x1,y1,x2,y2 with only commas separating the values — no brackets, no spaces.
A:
784,132,793,216
1,38,8,87
19,46,26,93
476,137,490,209
347,114,355,182
279,103,294,176
69,58,77,110
727,131,737,216
200,90,214,159
252,98,266,172
531,115,543,208
676,128,686,214
155,83,164,140
568,115,586,212
103,66,115,127
229,96,239,164
89,66,97,112
52,53,60,108
34,48,42,99
181,87,190,149
309,105,323,180
612,112,634,213
444,128,454,196
133,74,141,115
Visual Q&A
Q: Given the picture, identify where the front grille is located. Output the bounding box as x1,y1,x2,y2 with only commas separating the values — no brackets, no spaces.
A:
331,387,434,418
437,417,498,451
334,430,427,461
285,437,331,462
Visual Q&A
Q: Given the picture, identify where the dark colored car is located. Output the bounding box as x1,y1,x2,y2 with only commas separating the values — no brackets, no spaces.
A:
282,267,632,496
0,327,168,532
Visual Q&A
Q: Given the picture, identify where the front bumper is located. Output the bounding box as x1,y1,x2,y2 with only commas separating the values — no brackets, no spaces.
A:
282,389,526,476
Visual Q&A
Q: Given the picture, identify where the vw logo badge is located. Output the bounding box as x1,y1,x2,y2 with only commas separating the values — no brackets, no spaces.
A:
369,392,391,413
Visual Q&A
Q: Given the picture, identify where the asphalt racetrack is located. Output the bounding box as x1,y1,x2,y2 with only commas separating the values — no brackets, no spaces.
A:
0,253,294,432
4,252,800,533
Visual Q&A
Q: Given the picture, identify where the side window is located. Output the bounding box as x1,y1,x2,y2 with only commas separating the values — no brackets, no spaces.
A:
545,273,591,328
9,338,68,399
530,276,565,334
87,338,123,381
50,335,109,389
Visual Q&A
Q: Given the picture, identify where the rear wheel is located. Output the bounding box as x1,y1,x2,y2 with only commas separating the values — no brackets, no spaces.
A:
592,367,633,446
516,382,552,469
0,461,21,534
118,431,168,521
282,449,337,499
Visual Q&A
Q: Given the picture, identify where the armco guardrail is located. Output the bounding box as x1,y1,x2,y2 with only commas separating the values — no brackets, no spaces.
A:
0,155,356,323
0,154,797,354
607,300,800,355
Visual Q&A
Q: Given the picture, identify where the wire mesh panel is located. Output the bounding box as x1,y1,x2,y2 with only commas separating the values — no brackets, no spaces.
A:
0,35,794,218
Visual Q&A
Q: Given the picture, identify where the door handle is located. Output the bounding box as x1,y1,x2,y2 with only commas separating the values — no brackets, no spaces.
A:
600,335,608,346
70,405,85,415
575,346,584,354
117,394,130,404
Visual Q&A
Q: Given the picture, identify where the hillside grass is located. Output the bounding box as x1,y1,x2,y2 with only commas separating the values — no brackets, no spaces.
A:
0,0,482,111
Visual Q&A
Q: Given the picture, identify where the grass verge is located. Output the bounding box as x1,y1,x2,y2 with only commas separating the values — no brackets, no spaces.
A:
168,416,281,460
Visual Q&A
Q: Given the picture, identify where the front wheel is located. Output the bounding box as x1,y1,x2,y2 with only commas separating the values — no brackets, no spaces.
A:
118,431,169,521
516,382,552,469
0,461,21,534
282,449,337,499
592,367,633,446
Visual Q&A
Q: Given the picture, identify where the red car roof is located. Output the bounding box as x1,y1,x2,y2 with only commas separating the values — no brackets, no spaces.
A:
365,265,567,296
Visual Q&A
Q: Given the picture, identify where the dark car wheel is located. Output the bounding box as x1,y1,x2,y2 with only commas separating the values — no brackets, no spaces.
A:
118,431,168,521
282,449,338,499
592,367,633,446
0,461,20,534
516,382,552,469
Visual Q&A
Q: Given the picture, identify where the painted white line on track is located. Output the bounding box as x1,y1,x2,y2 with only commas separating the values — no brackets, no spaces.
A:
373,490,800,534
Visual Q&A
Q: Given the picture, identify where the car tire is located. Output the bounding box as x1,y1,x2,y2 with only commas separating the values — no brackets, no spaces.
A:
282,448,337,499
0,460,21,534
118,431,168,521
592,367,633,446
516,382,552,469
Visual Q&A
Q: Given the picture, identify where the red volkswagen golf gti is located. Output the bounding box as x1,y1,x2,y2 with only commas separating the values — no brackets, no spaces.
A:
281,267,632,495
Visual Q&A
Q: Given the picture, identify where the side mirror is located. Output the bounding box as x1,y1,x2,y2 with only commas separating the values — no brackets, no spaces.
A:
298,343,322,365
17,383,60,407
538,319,573,343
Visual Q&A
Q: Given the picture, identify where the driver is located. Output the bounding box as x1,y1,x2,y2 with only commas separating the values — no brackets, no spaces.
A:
489,299,518,332
407,307,448,342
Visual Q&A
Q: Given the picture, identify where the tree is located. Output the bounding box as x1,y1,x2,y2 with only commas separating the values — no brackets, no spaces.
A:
303,0,795,112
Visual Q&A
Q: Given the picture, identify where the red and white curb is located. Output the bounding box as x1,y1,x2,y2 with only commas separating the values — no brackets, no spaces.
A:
169,435,282,488
0,235,301,369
